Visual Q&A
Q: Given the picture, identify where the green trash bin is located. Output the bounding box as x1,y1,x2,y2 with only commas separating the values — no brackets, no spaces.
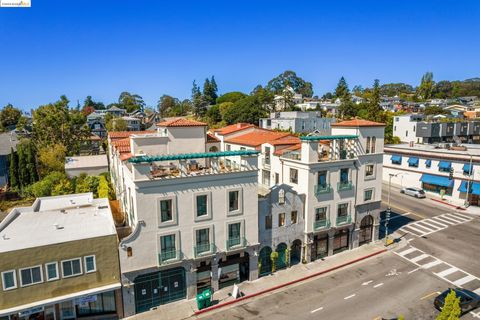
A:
202,288,212,308
196,293,205,310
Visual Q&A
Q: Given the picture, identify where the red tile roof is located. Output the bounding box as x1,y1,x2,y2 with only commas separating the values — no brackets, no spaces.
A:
111,138,131,153
224,129,293,147
108,130,155,140
214,123,255,135
156,118,207,127
268,136,301,146
273,144,301,156
120,153,132,161
331,119,385,127
207,133,220,142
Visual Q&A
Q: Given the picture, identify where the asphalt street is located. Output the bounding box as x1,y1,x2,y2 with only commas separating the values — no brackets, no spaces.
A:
194,183,480,320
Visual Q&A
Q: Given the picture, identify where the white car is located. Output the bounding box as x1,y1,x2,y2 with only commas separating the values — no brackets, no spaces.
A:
400,187,426,198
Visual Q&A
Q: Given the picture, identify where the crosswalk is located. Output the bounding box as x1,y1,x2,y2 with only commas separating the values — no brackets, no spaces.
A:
394,246,480,295
398,212,473,237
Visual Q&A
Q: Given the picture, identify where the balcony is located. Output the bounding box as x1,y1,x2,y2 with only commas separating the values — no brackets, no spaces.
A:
315,184,332,195
158,250,182,265
314,219,330,230
226,237,247,251
336,215,352,226
337,181,353,191
193,243,216,258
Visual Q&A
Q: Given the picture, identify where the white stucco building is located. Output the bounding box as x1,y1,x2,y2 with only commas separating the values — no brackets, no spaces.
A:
108,119,259,316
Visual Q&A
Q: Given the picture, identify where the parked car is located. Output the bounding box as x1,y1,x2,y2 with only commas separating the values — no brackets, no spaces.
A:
400,187,426,198
434,288,480,314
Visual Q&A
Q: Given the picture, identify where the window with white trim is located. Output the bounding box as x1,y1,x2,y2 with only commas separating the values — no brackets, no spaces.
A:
84,256,96,273
45,262,59,281
2,270,17,291
20,266,43,287
62,258,82,278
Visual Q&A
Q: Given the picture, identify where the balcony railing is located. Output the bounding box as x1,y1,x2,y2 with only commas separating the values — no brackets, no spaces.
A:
158,250,182,265
193,243,216,258
226,237,247,250
336,215,352,226
337,181,353,191
314,219,330,230
315,184,332,195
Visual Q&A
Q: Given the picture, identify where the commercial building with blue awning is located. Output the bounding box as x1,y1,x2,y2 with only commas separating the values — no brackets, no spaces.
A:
458,180,480,195
438,161,452,172
463,163,473,175
390,155,402,164
420,174,454,195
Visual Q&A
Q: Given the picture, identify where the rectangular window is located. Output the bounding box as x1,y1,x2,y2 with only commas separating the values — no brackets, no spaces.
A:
337,203,348,217
275,173,279,184
196,228,210,249
365,164,374,177
240,147,246,151
84,256,96,273
160,234,176,253
317,171,327,187
196,195,208,217
228,223,241,244
45,262,59,281
290,168,298,184
160,199,173,222
20,266,43,286
2,270,16,290
265,215,272,230
315,207,327,221
278,213,285,227
228,191,239,212
291,211,298,224
226,144,231,151
62,258,82,278
364,189,373,201
340,168,349,183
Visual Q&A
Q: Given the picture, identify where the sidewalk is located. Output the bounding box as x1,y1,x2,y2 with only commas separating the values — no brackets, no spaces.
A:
127,241,390,320
426,194,480,216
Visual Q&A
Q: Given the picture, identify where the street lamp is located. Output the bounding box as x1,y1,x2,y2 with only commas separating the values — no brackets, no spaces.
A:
465,155,473,207
385,172,405,246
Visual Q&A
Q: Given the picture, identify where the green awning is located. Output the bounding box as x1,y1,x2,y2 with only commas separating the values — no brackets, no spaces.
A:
300,135,359,141
129,150,260,163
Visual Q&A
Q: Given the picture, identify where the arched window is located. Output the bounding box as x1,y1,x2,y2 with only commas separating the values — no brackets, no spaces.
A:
366,137,371,154
371,137,376,153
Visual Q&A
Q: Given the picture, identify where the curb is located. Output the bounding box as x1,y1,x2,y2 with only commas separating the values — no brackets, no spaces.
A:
430,198,466,210
194,248,388,315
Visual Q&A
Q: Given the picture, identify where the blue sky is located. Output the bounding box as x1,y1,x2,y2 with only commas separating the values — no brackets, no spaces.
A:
1,0,479,111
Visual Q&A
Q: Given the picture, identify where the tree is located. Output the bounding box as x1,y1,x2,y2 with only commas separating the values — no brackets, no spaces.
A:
366,79,383,122
106,117,128,131
97,175,109,199
417,72,435,100
322,92,334,100
32,96,91,155
203,76,218,105
82,106,95,116
335,77,356,119
51,178,74,196
75,174,100,197
191,81,208,117
424,106,451,116
436,290,461,320
0,104,22,130
30,171,66,197
223,95,268,125
16,139,38,186
16,116,29,131
205,104,222,124
8,148,19,190
37,143,66,178
266,70,314,97
83,96,105,110
216,91,247,104
157,95,180,117
118,92,145,113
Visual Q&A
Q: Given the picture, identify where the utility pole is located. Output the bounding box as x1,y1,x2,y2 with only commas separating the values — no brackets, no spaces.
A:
465,155,473,207
385,173,393,246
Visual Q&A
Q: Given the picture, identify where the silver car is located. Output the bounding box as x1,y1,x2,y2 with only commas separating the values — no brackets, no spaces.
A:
400,187,426,198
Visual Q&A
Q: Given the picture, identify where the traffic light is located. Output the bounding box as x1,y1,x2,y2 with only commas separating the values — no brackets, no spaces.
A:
449,167,454,180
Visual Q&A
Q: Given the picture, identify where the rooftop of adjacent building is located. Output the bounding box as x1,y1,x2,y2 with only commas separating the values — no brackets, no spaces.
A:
385,143,480,162
224,129,295,148
156,118,207,127
213,123,255,135
331,119,385,127
0,193,117,253
64,154,108,170
262,111,336,120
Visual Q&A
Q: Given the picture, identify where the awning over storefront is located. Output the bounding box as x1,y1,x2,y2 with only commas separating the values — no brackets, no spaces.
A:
425,159,432,167
458,180,480,195
463,163,473,174
408,157,419,166
420,174,454,188
390,155,402,163
438,161,452,170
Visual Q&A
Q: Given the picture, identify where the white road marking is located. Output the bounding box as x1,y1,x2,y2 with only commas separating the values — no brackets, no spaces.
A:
373,283,384,288
471,310,480,319
438,214,464,224
444,213,470,222
399,213,473,237
410,254,429,263
421,260,442,269
344,294,356,300
403,224,431,234
474,288,480,295
417,220,445,229
453,275,476,287
362,280,373,286
432,216,457,225
408,268,420,274
450,212,471,220
435,267,459,278
310,307,324,313
397,248,418,257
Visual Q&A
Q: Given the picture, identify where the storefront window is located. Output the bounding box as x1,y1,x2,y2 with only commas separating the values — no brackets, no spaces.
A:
77,291,116,317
